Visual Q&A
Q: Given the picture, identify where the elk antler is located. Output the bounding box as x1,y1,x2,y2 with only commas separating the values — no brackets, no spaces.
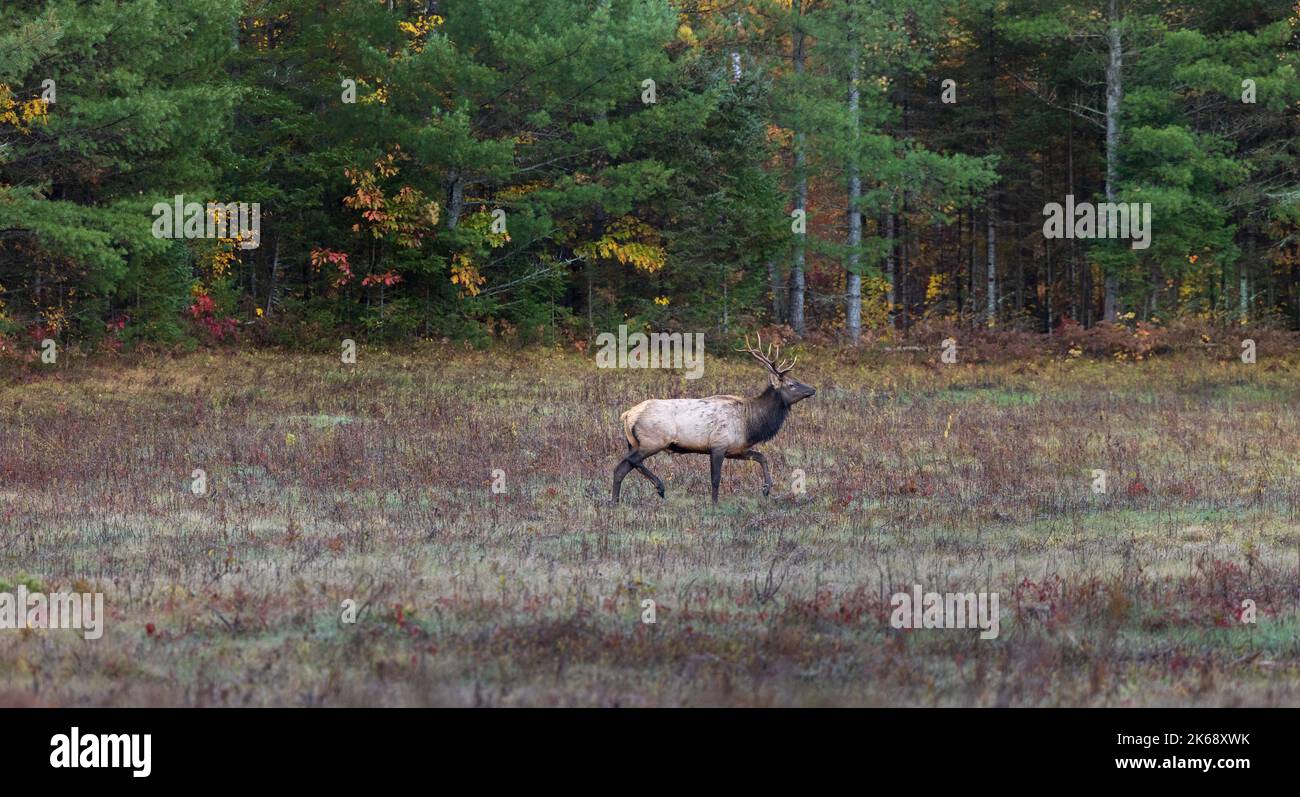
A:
737,332,798,375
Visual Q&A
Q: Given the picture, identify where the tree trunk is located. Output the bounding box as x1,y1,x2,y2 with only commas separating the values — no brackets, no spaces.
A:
1015,218,1024,313
967,204,975,322
1045,231,1053,332
845,57,862,343
984,9,998,327
986,200,997,325
1239,264,1249,324
446,169,464,229
767,256,784,323
265,236,281,318
901,195,910,331
731,16,743,82
1290,235,1300,329
586,262,594,339
956,208,965,315
789,1,807,336
722,267,730,334
887,213,898,329
1067,92,1078,323
1243,225,1257,323
1102,0,1122,322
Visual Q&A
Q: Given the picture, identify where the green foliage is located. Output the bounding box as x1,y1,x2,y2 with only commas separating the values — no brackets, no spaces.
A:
1,0,238,344
2,0,1298,348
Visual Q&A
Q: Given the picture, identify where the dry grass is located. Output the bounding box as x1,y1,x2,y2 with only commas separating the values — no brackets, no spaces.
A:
2,344,1300,706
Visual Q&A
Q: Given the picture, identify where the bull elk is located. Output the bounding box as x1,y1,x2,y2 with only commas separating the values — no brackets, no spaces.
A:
612,333,816,504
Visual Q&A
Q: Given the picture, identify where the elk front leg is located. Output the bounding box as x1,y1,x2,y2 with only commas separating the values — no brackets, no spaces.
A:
729,450,772,496
709,448,725,504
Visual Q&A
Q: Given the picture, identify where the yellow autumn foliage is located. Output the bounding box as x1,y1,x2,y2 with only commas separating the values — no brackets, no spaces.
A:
451,253,486,297
925,273,946,303
398,14,443,53
0,83,49,132
575,215,666,273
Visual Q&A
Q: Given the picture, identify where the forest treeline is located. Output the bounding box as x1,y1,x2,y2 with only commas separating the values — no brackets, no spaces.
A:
1,0,1299,354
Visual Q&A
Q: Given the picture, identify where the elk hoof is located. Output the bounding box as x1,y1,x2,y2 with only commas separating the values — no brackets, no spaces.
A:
762,484,772,497
656,486,665,498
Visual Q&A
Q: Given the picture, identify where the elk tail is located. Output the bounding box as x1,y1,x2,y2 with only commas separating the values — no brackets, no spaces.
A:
620,408,642,449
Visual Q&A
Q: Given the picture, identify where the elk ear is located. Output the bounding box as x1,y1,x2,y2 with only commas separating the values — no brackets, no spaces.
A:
768,371,783,389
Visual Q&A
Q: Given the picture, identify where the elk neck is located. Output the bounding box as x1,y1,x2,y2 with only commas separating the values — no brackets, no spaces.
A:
744,385,789,446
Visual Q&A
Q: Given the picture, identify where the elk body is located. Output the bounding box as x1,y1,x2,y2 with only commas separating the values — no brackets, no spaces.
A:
612,334,815,504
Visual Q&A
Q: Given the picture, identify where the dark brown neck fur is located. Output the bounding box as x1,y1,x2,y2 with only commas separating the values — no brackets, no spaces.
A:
744,385,789,446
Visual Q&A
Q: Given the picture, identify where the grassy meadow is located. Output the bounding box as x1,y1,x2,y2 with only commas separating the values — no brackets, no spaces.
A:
2,344,1300,706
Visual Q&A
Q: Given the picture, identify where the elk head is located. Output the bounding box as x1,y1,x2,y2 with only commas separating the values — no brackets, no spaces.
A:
738,333,816,405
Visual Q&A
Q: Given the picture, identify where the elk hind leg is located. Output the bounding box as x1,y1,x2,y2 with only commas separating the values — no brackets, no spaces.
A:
729,450,772,496
634,458,665,498
613,449,660,502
